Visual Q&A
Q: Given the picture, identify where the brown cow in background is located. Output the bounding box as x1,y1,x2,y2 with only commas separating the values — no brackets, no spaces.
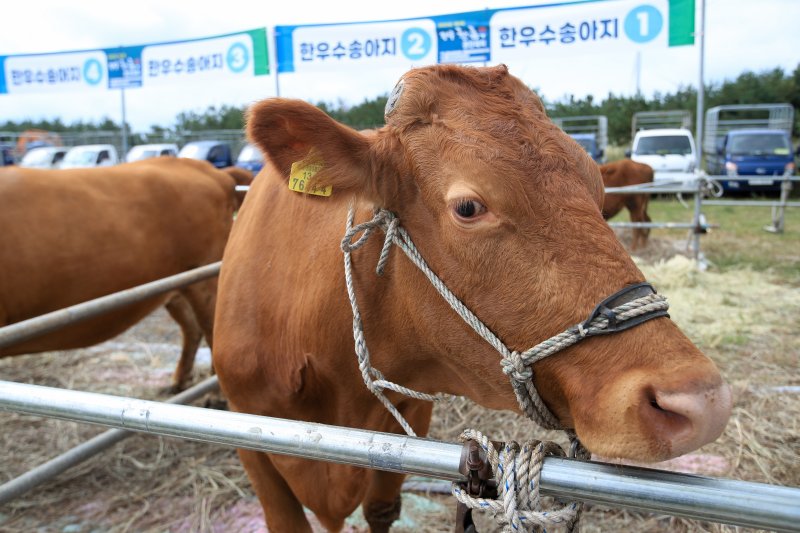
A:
0,158,250,392
600,159,654,250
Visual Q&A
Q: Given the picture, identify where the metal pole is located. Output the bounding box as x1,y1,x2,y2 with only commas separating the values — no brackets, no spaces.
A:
704,199,800,208
766,174,792,233
0,376,219,505
272,28,281,98
695,0,706,171
609,221,713,230
0,262,221,350
1,381,799,532
120,87,129,159
691,178,704,262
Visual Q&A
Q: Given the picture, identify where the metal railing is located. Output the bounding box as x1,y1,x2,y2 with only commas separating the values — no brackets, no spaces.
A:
605,177,711,262
604,172,799,264
701,174,799,233
0,262,222,350
1,380,798,532
0,376,220,505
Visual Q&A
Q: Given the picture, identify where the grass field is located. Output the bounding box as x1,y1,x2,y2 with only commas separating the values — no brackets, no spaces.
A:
618,197,800,280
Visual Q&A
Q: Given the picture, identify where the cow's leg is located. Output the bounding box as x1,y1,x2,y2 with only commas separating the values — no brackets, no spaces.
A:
626,197,643,250
362,401,434,533
179,279,228,406
164,294,202,393
179,278,217,353
628,195,651,250
238,449,314,533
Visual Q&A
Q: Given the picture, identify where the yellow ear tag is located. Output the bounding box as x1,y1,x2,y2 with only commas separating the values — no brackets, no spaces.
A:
289,160,332,197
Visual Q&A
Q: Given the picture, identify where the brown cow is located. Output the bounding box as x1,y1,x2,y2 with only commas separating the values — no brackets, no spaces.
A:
600,159,654,250
0,158,249,392
214,65,731,532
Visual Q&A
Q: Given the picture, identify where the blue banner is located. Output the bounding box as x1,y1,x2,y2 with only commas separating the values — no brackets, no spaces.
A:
431,11,492,64
0,29,269,95
107,46,144,89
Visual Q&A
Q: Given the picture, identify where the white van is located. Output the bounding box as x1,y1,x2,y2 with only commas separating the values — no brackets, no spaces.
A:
629,129,697,182
59,144,119,169
126,143,179,162
20,146,68,169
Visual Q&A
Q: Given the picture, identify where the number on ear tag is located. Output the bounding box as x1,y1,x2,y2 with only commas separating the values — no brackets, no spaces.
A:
289,160,332,197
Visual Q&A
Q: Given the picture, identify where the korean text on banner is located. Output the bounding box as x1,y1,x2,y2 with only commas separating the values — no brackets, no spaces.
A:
490,0,693,62
140,29,269,87
276,20,437,73
0,28,268,94
3,50,108,95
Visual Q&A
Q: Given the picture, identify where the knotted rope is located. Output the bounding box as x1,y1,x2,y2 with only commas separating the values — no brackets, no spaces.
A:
341,207,669,432
452,429,584,532
341,208,438,436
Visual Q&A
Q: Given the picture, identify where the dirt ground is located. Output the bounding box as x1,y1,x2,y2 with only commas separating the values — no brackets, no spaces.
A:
1,230,798,532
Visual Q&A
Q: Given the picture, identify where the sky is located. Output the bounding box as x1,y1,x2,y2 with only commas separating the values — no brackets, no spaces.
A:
0,0,798,132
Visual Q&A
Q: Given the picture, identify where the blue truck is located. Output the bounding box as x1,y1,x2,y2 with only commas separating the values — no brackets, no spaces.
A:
706,129,795,192
703,104,795,193
552,115,607,164
569,133,604,163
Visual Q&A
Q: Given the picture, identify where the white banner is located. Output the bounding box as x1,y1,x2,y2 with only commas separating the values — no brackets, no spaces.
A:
490,0,670,61
4,51,107,94
282,20,437,73
141,34,258,87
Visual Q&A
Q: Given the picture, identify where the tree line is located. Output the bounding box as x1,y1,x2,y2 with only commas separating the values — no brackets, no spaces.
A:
2,64,798,147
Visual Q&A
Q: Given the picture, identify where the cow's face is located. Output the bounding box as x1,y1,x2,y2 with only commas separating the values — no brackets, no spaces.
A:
247,65,731,462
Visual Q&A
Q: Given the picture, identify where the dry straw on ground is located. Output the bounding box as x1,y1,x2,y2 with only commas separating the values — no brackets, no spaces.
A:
1,235,797,532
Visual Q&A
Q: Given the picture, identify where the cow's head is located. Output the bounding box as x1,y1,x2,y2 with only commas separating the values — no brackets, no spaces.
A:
246,65,731,462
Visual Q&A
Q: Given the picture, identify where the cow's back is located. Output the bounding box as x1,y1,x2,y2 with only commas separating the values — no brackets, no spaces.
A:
600,159,654,188
0,158,236,353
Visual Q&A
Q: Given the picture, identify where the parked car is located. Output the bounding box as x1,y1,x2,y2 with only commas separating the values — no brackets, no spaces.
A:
178,141,233,169
235,143,264,174
569,133,604,163
627,128,697,182
705,129,794,193
1,143,16,166
19,146,69,169
126,143,179,163
59,144,119,169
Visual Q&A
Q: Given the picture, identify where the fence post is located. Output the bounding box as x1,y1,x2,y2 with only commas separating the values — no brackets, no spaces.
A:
765,173,792,233
691,177,704,265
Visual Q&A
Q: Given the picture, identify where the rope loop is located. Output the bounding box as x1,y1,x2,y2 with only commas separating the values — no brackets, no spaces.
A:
452,429,583,532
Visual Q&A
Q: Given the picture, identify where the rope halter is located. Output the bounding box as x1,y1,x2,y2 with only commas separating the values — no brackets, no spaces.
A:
341,206,670,433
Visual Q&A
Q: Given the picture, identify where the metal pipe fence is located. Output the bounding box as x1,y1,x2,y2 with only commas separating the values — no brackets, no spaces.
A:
0,375,219,505
604,177,710,262
604,172,799,262
702,174,798,233
1,380,798,532
0,262,221,350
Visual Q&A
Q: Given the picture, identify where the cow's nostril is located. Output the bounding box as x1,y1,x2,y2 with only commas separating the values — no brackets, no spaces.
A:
640,383,733,458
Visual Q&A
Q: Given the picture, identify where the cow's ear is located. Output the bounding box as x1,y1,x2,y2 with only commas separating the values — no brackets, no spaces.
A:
247,98,388,202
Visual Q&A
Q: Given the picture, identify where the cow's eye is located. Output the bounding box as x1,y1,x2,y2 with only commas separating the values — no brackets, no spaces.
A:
453,199,486,220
